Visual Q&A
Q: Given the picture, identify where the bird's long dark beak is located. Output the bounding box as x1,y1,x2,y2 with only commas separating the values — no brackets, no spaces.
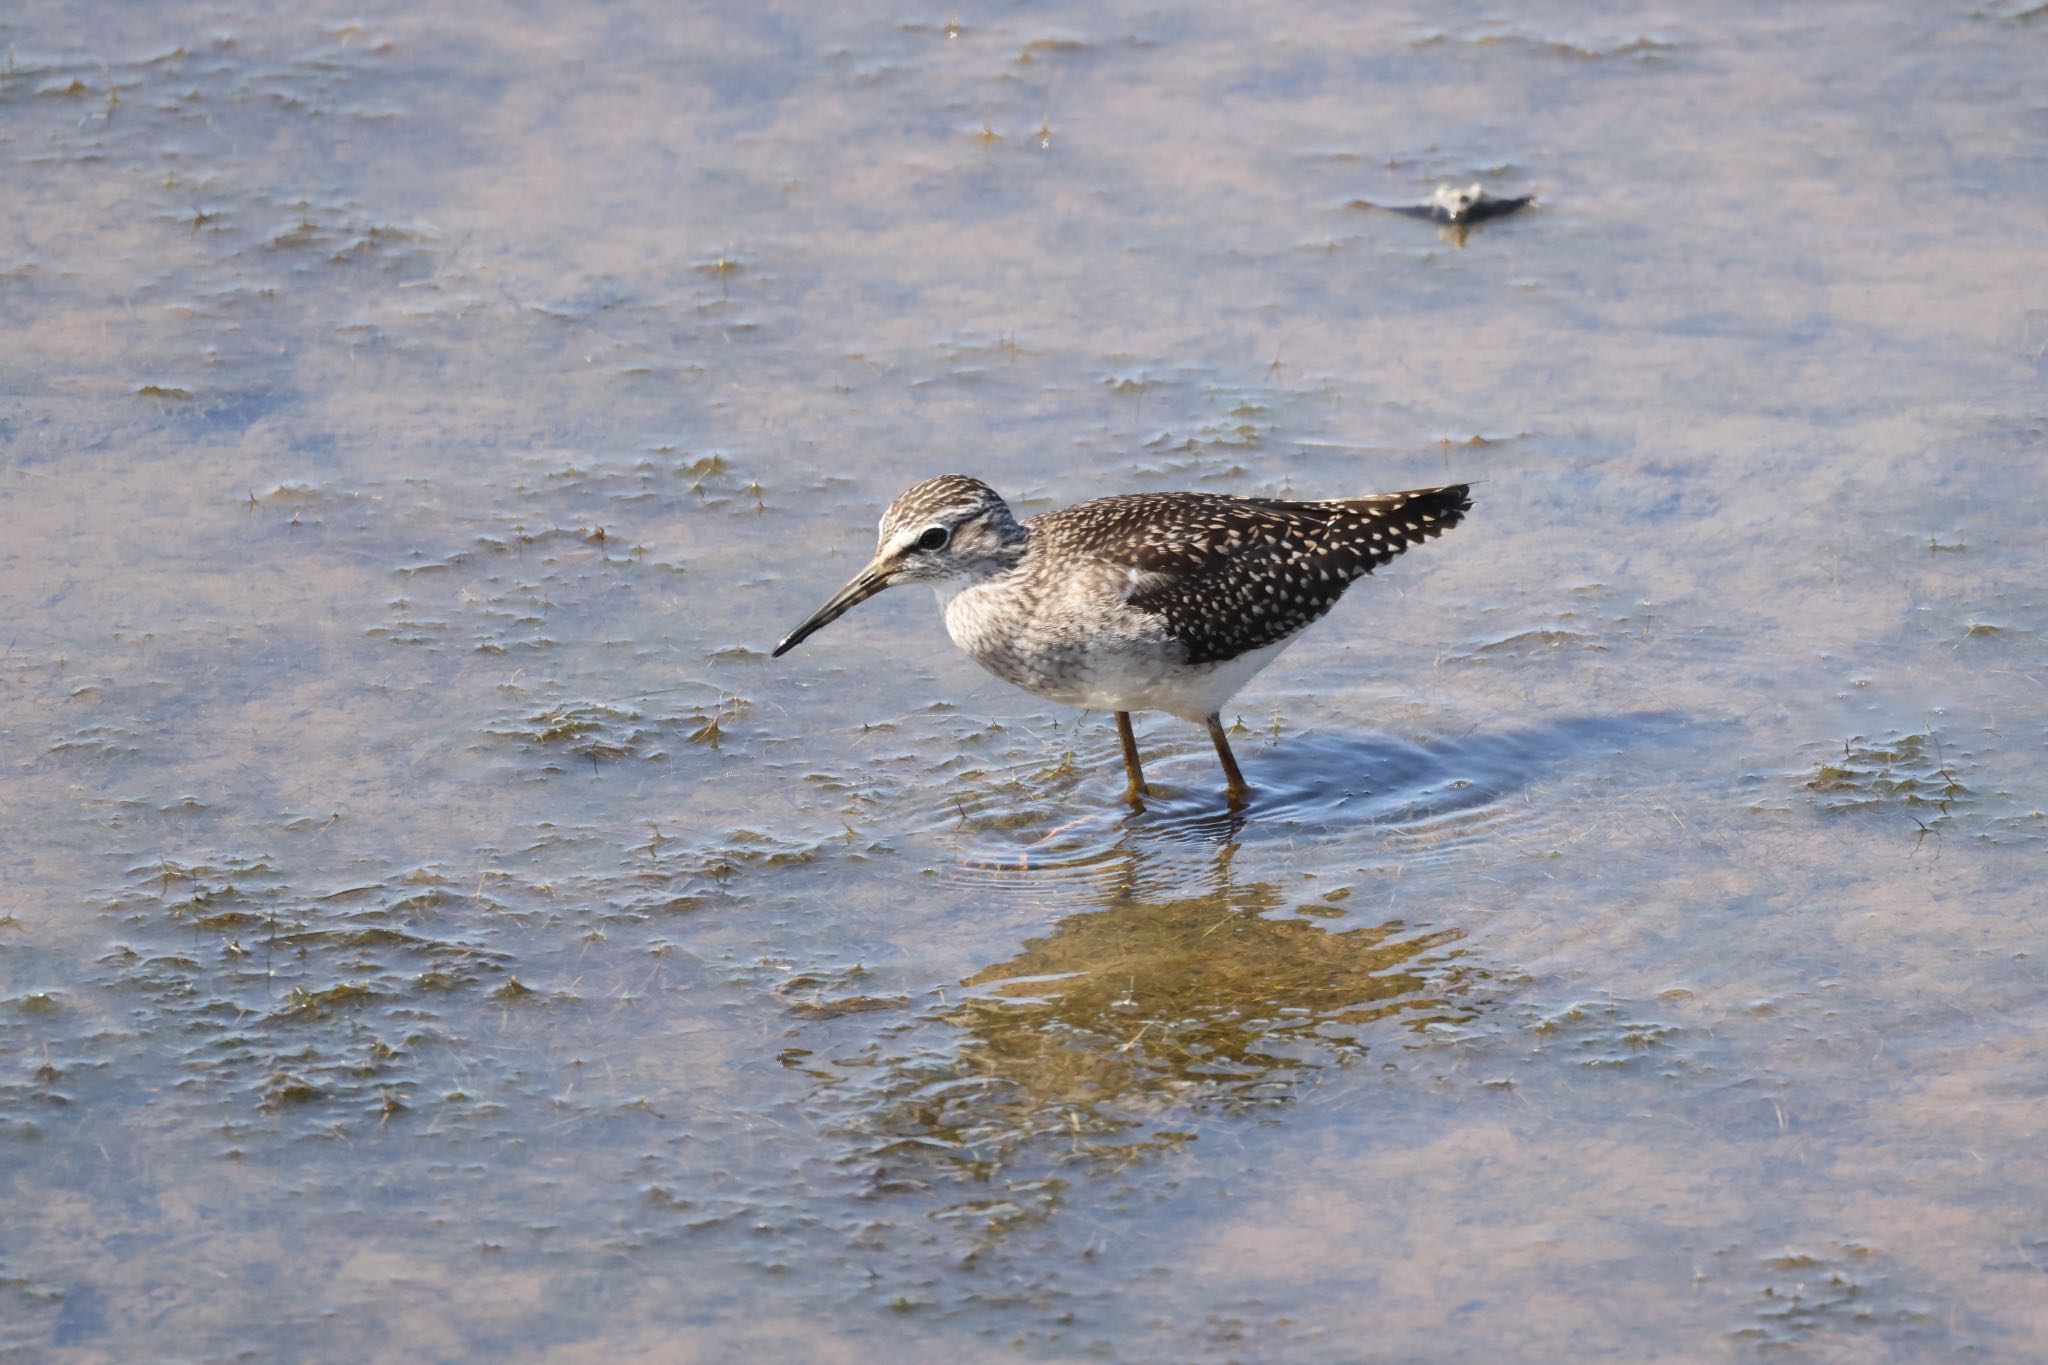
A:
771,563,891,657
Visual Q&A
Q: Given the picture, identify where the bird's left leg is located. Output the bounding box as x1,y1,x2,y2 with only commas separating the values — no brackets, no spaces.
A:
1205,714,1251,805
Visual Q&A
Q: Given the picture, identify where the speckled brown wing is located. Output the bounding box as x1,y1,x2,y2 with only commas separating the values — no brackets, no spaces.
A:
1031,485,1471,665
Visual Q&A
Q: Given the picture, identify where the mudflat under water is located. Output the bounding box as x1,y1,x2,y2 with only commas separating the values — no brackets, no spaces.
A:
3,1,2046,1359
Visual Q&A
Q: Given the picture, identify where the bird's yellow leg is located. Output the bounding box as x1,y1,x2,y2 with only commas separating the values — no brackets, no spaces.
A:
1115,711,1149,806
1206,714,1251,806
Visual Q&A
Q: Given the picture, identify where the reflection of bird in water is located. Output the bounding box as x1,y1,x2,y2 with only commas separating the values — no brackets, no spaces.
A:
815,714,1681,1226
773,477,1471,807
835,836,1489,1190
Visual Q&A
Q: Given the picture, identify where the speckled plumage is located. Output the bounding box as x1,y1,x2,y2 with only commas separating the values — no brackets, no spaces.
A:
773,474,1472,803
1021,486,1472,666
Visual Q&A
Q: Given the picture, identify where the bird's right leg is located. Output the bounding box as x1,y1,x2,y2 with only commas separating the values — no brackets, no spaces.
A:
1114,711,1149,806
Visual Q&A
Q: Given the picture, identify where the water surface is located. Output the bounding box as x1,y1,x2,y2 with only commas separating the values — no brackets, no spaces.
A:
3,0,2046,1359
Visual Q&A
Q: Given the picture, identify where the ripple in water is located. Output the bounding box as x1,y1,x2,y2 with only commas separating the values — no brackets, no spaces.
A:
918,712,1687,897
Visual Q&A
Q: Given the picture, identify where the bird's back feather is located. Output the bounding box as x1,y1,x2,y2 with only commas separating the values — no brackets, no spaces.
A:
1029,485,1471,664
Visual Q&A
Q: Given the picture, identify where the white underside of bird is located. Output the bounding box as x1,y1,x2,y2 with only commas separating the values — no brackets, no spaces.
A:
936,580,1296,723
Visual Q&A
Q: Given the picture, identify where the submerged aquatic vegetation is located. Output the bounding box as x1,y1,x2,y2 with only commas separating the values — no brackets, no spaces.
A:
86,854,517,1126
1749,724,2042,844
1804,732,1970,816
1527,999,1686,1074
483,693,748,768
1727,1241,1935,1352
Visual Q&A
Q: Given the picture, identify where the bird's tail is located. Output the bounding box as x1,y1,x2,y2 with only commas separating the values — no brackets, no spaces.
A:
1328,484,1472,565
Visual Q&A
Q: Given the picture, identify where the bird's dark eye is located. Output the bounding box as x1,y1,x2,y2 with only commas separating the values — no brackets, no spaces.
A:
915,525,950,552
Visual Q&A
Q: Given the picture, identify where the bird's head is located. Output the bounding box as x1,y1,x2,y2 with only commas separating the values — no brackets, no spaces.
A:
771,475,1025,657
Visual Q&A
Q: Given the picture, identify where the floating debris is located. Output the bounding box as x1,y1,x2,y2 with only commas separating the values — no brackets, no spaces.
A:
1356,183,1535,225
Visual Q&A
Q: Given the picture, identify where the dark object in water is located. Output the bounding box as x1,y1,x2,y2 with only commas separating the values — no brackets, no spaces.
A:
1358,183,1535,224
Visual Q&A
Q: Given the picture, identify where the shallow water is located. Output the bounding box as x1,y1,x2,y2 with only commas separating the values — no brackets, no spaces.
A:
3,0,2046,1359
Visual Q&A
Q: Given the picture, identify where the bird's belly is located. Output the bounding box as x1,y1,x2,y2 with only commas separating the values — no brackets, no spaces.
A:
943,586,1296,721
1097,638,1296,720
